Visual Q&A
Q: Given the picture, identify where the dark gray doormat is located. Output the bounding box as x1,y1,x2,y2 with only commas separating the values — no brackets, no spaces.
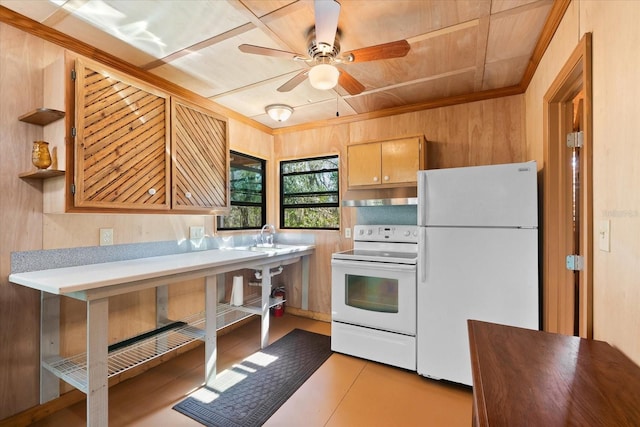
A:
173,329,332,427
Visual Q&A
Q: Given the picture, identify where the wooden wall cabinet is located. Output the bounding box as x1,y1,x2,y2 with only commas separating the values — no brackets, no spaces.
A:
347,135,426,189
74,58,171,210
171,98,229,211
69,58,228,213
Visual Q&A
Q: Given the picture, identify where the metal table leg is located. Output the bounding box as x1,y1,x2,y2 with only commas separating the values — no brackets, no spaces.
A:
86,298,109,427
204,275,218,387
261,265,271,349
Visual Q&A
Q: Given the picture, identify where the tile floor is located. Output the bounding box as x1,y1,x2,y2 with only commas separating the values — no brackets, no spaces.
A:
30,314,472,426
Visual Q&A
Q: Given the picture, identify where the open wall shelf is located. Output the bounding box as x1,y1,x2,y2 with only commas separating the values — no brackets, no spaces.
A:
19,169,65,180
18,108,65,126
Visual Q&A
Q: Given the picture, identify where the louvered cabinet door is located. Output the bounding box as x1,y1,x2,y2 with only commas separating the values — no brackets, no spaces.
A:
74,59,171,210
171,98,229,211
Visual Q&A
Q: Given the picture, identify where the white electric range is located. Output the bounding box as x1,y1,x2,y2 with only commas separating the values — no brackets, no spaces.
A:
331,225,418,370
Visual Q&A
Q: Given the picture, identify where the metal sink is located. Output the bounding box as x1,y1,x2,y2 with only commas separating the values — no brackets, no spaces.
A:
250,244,298,251
234,244,313,256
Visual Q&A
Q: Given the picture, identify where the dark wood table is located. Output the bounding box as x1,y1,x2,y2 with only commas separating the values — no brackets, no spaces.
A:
467,320,640,426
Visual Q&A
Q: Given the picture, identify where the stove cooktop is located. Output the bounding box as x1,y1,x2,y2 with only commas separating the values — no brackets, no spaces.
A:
332,248,417,265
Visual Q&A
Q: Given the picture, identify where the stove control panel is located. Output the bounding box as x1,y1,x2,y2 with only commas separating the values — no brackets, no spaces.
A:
353,225,418,243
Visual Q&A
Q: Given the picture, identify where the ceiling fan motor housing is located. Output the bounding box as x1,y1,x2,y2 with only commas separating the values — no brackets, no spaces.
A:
307,28,341,62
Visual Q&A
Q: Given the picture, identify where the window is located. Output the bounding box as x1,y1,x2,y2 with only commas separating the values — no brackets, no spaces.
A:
217,151,265,230
280,155,339,229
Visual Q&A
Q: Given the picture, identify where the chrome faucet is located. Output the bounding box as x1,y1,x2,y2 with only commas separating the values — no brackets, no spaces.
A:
260,224,276,247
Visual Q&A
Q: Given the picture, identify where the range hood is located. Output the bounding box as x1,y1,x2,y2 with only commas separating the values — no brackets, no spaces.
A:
342,187,418,207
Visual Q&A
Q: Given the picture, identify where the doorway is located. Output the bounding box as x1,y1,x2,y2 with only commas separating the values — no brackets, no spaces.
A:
543,33,593,338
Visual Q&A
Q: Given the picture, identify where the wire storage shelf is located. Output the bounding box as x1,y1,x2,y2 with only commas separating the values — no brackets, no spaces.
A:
42,297,283,394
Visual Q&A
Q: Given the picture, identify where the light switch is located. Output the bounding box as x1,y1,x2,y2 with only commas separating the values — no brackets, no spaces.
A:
598,220,610,252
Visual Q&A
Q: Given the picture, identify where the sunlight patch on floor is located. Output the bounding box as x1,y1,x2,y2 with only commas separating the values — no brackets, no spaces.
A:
190,387,219,404
245,350,278,367
189,350,280,402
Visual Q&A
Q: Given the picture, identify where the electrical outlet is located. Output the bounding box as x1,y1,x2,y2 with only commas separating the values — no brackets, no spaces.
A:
190,226,205,240
345,227,352,239
99,228,113,246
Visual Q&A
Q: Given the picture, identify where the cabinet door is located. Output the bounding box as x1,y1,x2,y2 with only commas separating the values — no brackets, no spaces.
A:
381,137,421,185
348,142,381,187
74,59,170,210
171,98,229,211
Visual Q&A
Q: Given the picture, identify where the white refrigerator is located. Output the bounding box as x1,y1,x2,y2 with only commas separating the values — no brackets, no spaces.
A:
417,161,539,386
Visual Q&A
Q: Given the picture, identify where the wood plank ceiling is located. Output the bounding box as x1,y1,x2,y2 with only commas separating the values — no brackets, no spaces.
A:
0,0,558,130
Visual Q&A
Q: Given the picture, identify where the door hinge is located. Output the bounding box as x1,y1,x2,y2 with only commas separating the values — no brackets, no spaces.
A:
71,127,76,137
70,183,76,195
566,131,584,148
566,254,584,271
71,69,76,80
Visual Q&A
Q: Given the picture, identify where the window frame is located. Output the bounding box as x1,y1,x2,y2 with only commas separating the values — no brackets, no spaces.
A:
217,150,266,231
279,154,340,230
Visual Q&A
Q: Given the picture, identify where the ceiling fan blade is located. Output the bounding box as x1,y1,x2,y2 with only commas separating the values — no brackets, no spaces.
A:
239,44,302,60
277,70,309,92
338,69,365,95
314,0,340,48
343,39,411,63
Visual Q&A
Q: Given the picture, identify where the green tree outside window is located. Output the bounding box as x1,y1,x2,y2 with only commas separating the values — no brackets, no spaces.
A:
280,155,339,229
217,151,266,230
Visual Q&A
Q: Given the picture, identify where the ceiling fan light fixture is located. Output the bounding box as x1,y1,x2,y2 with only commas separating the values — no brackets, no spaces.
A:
309,63,339,90
265,104,293,122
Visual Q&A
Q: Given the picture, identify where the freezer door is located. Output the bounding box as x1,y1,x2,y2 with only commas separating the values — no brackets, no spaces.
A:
417,161,538,227
417,226,539,386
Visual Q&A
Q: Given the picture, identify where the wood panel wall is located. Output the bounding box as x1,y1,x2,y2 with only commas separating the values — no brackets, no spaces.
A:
274,124,354,319
350,95,526,169
273,97,526,316
525,0,640,367
0,22,48,419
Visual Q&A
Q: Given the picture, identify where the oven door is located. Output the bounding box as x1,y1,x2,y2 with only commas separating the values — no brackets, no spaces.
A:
331,258,416,335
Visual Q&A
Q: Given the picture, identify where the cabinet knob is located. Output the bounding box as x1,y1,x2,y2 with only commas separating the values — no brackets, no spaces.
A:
148,188,156,196
384,175,390,181
185,192,192,199
373,176,379,182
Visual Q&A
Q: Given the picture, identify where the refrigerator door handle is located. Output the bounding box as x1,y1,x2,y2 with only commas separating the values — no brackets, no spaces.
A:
418,227,427,283
418,171,427,226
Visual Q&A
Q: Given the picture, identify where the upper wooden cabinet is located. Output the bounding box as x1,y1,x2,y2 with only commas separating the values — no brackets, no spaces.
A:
74,59,171,210
171,98,229,211
348,135,426,188
70,58,229,213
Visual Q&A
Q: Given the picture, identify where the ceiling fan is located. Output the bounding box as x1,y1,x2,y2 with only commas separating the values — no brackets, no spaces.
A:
238,0,411,96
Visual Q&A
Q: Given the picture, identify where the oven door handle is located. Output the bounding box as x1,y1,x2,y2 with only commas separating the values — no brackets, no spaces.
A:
331,259,417,271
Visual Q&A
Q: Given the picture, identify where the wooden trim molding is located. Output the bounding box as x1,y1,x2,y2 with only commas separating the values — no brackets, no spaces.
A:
520,0,572,91
542,33,593,338
272,85,524,135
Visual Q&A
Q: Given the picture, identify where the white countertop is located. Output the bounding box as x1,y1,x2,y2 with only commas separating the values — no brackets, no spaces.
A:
9,245,314,297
